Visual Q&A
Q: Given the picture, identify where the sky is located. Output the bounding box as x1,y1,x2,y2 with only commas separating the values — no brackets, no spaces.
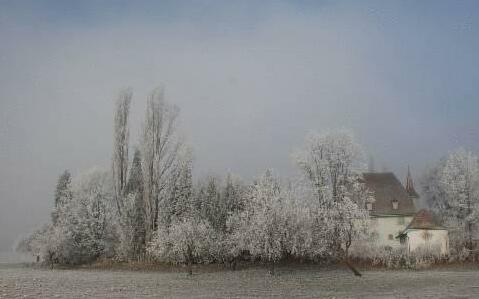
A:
1,0,479,251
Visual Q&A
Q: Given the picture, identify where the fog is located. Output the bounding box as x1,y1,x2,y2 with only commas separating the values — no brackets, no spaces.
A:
1,1,479,251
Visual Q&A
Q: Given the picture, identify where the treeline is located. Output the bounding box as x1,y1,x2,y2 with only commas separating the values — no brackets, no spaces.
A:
16,88,479,272
16,88,372,274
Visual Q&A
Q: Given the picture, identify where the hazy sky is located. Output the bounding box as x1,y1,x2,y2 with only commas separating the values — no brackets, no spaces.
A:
1,0,479,250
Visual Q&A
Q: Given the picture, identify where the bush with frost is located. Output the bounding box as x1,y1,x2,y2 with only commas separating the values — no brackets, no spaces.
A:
147,217,217,267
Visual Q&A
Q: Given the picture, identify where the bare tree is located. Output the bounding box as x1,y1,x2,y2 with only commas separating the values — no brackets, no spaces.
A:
112,88,132,216
141,87,182,243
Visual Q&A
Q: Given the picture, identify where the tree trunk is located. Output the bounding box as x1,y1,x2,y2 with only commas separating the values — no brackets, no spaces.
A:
231,259,237,271
187,260,193,275
468,221,474,251
343,258,361,277
153,196,159,233
48,252,54,270
269,261,275,275
340,244,361,277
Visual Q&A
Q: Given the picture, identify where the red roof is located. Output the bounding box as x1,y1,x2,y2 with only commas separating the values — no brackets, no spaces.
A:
406,209,444,230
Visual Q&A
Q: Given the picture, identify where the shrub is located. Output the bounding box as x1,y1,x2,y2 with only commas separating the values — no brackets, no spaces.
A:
350,243,444,269
147,217,217,266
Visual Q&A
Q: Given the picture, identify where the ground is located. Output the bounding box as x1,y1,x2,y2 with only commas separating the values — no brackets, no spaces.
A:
1,264,479,298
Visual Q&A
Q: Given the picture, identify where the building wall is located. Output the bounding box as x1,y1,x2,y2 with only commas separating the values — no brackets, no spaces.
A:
405,229,449,255
370,216,413,248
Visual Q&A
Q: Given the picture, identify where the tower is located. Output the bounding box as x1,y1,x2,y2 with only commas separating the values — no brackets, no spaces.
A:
405,165,419,198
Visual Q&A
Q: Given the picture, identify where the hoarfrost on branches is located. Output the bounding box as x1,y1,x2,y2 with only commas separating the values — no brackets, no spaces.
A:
112,88,132,217
141,87,182,243
157,147,194,228
51,170,73,225
46,168,115,265
293,130,370,260
423,148,479,252
16,88,383,273
147,217,217,274
117,149,146,260
228,170,289,272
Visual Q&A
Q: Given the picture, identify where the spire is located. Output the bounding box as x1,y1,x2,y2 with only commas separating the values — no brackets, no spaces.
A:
405,165,419,198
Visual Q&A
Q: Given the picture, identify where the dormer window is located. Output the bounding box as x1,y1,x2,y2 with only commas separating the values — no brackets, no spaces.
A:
392,199,399,210
366,202,373,211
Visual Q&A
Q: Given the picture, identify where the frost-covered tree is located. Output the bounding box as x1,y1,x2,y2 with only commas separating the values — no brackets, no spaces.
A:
112,88,132,217
40,225,65,268
15,225,50,262
172,152,193,219
222,173,245,222
120,148,146,258
228,170,290,274
423,148,479,251
195,176,223,231
294,130,365,206
20,169,116,266
76,169,116,259
279,181,316,260
293,130,370,270
147,217,217,275
421,159,448,212
116,193,139,260
15,224,64,268
19,171,72,265
158,147,193,228
141,87,182,243
193,173,245,235
50,168,115,265
441,149,479,250
51,170,72,224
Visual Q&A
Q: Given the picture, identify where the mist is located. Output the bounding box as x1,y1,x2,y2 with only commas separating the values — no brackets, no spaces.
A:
1,0,479,251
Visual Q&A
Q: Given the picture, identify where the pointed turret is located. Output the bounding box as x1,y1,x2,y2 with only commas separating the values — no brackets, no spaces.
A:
405,166,419,198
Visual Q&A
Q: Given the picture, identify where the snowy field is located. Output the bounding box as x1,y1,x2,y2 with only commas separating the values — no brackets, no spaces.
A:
1,265,479,298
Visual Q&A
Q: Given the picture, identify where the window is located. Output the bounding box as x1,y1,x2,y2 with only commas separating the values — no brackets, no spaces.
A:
397,217,405,225
388,234,394,240
366,202,373,211
392,200,399,210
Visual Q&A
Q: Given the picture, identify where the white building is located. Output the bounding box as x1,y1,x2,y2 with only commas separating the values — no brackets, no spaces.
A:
363,170,449,255
398,209,449,255
363,172,417,249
